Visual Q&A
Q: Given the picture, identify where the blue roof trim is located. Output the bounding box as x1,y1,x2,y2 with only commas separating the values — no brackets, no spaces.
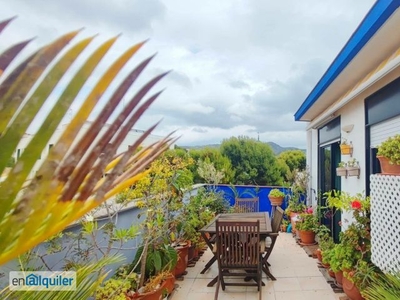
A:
294,0,400,121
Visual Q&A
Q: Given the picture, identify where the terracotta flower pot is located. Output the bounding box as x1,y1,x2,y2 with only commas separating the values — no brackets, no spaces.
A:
299,230,315,244
188,244,195,262
342,275,365,300
328,268,335,279
268,195,284,206
335,270,343,287
164,274,176,295
316,248,322,263
377,156,400,175
132,280,167,300
174,243,189,277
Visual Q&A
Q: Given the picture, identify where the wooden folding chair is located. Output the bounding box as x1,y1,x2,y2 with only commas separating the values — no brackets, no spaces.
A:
214,220,262,300
261,206,284,280
234,197,259,213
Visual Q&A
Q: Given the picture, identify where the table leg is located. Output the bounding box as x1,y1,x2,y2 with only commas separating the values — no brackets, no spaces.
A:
200,256,217,274
262,263,276,281
200,231,217,274
207,276,218,287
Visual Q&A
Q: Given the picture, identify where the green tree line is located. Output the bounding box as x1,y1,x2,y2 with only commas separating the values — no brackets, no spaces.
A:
172,136,306,186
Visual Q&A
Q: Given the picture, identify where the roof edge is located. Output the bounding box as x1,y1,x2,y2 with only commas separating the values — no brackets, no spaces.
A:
294,0,400,121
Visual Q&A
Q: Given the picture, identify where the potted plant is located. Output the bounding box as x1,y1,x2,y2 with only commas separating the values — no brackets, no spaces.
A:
280,219,290,232
336,161,347,177
328,243,356,288
296,211,319,245
340,139,353,155
363,270,400,299
340,139,353,156
285,193,306,234
324,190,373,299
268,188,285,206
96,277,135,300
170,221,190,277
346,158,360,178
377,134,400,175
131,243,178,279
96,268,174,300
315,225,333,264
128,271,171,300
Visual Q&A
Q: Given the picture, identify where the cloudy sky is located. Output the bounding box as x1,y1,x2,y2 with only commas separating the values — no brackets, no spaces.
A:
0,0,375,148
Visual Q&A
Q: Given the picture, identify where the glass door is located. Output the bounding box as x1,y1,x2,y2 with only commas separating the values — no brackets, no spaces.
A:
319,142,341,242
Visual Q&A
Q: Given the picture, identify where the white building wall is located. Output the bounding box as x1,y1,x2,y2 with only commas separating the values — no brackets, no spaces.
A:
307,129,319,207
336,96,366,195
335,96,366,227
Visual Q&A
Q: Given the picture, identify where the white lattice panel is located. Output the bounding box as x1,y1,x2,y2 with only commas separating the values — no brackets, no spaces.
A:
370,175,400,273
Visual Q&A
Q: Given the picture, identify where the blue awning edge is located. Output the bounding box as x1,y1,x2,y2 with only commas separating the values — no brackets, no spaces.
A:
294,0,400,121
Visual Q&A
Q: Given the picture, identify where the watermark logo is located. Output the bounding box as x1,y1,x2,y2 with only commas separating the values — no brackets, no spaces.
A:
9,271,76,291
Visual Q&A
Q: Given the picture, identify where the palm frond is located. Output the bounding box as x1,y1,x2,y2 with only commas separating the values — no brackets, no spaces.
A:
0,18,172,265
362,271,400,300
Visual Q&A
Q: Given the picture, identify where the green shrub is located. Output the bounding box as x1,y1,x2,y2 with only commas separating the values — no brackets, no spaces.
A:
377,134,400,165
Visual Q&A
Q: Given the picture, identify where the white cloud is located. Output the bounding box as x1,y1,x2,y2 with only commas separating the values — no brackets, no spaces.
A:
0,0,375,148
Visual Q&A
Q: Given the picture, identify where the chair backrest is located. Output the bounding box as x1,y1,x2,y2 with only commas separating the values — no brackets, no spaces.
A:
216,220,260,268
234,197,259,213
272,207,284,233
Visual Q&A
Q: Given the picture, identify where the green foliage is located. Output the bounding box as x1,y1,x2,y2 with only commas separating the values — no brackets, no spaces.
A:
126,153,193,287
112,226,140,242
318,232,334,253
6,157,15,168
323,190,375,290
268,188,285,198
188,148,234,183
363,271,400,300
95,278,131,300
220,136,283,185
285,193,306,215
131,244,177,278
203,189,231,214
351,260,381,293
377,134,400,165
276,159,290,183
197,160,224,184
324,190,370,214
296,213,319,232
328,243,360,273
178,188,216,244
278,150,306,172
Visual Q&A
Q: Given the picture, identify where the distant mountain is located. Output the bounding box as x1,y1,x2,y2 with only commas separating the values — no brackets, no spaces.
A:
178,142,305,155
266,142,305,155
179,144,220,150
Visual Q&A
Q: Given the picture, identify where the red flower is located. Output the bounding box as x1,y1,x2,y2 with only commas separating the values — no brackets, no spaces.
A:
306,207,313,214
351,200,362,210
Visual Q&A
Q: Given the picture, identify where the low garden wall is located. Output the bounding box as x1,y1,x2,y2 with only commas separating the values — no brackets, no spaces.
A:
206,184,290,214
